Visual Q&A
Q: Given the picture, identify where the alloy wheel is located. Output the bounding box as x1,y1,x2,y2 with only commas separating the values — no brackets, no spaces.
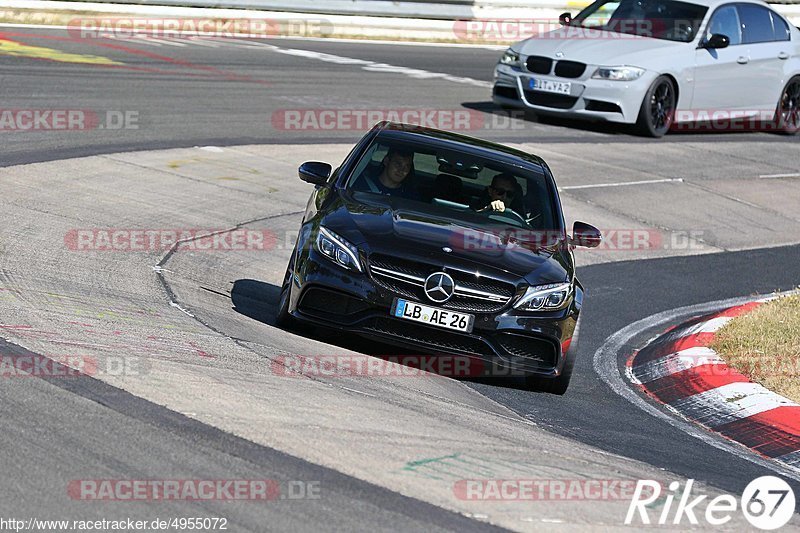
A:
779,78,800,133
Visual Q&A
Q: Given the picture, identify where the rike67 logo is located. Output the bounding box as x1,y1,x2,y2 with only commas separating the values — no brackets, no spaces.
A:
626,476,795,530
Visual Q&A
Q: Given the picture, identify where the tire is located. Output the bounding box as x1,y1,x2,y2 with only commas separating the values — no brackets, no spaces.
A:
635,75,676,138
275,249,297,329
774,76,800,135
524,345,576,396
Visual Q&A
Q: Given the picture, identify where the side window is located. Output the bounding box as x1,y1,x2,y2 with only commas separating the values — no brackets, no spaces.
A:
738,3,776,44
584,1,621,27
770,10,791,41
706,5,742,45
347,142,383,189
411,152,440,176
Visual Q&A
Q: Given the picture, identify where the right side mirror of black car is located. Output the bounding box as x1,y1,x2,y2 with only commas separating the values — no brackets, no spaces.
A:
559,12,573,26
571,221,602,248
703,33,730,49
299,161,332,186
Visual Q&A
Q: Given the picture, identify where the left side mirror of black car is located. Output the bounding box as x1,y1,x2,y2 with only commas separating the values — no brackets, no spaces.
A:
571,221,602,248
299,161,332,186
559,12,572,26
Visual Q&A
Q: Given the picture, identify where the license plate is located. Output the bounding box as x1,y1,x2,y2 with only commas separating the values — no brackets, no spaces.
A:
391,298,474,333
528,78,571,95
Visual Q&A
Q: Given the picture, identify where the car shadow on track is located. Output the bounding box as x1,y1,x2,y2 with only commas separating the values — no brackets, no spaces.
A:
462,101,787,140
231,279,282,326
461,101,631,136
230,278,532,391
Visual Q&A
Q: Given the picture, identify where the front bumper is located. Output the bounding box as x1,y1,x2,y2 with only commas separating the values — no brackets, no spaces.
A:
285,247,580,379
493,63,656,124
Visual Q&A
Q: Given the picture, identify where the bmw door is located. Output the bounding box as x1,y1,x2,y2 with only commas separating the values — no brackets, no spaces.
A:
692,4,754,113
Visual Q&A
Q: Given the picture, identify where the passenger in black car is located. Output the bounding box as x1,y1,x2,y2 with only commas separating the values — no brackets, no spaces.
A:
357,148,420,200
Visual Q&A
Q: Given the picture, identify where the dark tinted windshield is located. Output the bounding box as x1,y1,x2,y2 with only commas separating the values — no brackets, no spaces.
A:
573,0,708,42
346,137,559,232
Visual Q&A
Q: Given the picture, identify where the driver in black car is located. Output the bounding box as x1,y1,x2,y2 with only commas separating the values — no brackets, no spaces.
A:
471,173,524,214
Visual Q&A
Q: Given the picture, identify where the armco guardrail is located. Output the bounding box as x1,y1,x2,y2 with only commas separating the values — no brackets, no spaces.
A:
48,0,800,20
57,0,587,19
6,0,799,38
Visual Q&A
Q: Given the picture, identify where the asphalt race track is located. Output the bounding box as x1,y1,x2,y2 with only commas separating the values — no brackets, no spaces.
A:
2,26,800,530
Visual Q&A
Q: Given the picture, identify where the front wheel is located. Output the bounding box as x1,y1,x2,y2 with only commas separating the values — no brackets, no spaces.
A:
635,75,676,138
774,76,800,135
525,347,575,395
275,247,297,329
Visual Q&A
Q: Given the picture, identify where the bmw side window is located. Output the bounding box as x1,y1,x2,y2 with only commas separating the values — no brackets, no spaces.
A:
584,1,621,27
737,3,776,44
769,10,791,41
706,5,742,45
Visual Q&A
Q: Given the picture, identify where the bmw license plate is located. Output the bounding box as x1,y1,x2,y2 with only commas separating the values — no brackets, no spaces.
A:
391,298,474,333
528,77,571,95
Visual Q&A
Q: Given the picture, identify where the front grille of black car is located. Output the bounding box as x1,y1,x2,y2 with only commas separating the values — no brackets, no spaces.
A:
523,91,578,110
553,60,586,79
526,55,552,74
297,287,372,324
494,333,558,367
364,317,495,357
368,254,515,313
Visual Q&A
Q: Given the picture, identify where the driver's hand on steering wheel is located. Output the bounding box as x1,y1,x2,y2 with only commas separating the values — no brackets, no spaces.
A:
490,200,506,212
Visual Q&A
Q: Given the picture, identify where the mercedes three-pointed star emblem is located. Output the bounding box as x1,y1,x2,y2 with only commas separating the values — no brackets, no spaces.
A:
424,272,455,303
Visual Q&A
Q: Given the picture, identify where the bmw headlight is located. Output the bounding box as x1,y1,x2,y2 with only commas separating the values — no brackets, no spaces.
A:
514,282,572,311
315,227,363,272
499,49,521,67
592,66,645,81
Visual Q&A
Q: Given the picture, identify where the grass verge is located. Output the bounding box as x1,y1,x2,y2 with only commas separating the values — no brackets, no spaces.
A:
711,294,800,403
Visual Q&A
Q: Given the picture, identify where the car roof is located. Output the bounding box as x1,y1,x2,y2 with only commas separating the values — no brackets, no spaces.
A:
373,122,548,173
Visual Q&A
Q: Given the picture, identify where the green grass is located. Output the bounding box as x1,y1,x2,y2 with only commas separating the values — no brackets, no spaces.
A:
711,294,800,402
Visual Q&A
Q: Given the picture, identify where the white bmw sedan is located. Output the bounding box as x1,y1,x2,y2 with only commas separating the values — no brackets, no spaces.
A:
493,0,800,136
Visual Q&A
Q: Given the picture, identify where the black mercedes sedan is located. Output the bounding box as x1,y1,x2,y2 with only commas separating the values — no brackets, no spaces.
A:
276,122,601,394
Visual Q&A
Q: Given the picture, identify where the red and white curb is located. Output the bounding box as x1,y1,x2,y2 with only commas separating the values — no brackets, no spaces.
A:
628,298,800,469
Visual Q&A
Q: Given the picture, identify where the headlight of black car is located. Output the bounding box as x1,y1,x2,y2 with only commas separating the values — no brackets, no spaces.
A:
315,226,363,272
514,282,572,311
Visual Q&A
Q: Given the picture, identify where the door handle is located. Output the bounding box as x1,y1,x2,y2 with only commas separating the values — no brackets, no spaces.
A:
737,56,749,64
778,52,790,60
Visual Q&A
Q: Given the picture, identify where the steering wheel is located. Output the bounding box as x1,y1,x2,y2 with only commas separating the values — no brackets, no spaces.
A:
483,207,527,226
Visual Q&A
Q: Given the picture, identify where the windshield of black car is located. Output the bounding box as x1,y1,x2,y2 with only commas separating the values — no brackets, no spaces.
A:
344,139,559,233
571,0,707,42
